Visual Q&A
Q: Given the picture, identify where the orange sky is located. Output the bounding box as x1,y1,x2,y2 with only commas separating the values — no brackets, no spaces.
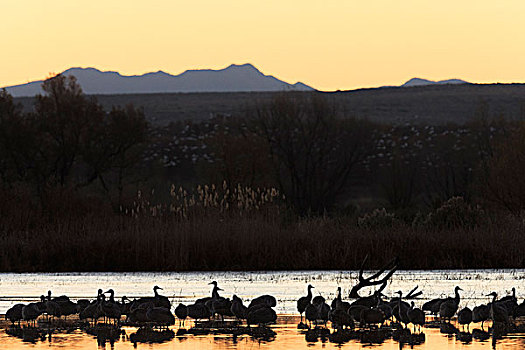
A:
2,0,525,91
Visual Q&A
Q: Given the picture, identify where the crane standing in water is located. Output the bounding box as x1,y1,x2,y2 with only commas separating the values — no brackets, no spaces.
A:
297,285,314,323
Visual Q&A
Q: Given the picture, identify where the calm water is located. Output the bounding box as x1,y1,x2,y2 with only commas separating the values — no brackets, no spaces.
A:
0,270,524,349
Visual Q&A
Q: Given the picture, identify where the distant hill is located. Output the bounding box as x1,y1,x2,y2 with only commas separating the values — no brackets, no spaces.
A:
13,83,525,126
3,64,315,97
401,77,469,87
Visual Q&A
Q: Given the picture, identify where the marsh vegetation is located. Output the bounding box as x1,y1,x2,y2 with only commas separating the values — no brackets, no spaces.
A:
0,75,524,271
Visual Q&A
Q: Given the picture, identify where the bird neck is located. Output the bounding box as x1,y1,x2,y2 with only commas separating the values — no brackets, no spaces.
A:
307,288,312,300
212,286,221,299
454,289,460,303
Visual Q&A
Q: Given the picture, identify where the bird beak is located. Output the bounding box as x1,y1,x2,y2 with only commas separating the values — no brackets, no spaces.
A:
218,288,224,291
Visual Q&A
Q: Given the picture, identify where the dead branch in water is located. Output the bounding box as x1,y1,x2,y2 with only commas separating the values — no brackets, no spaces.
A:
349,255,399,298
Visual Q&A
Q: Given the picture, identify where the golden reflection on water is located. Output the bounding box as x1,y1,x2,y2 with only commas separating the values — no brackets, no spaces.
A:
0,316,524,350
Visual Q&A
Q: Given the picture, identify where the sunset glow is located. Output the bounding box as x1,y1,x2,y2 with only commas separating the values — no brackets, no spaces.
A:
2,0,525,91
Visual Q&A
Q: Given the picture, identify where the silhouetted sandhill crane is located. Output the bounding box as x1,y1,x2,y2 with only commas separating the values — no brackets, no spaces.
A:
48,290,70,303
35,296,47,313
57,298,77,319
348,305,368,323
248,295,277,308
119,296,131,316
209,281,222,298
422,298,442,316
487,292,509,324
130,299,155,313
360,302,386,329
247,305,277,327
102,289,122,324
153,286,171,309
457,307,472,332
131,286,170,310
192,280,221,306
212,298,233,319
331,287,350,311
22,303,42,327
312,295,325,306
423,286,462,317
231,295,248,320
378,302,393,320
6,304,24,325
205,281,232,320
499,287,516,303
80,292,103,326
175,303,188,326
76,299,90,313
317,301,330,326
352,290,384,308
393,291,410,327
329,299,354,330
499,288,518,315
304,303,318,327
297,284,314,322
513,300,525,318
187,302,211,321
146,307,175,328
311,293,329,325
331,287,342,309
45,294,62,321
407,301,425,332
129,308,149,323
439,286,462,322
472,304,490,329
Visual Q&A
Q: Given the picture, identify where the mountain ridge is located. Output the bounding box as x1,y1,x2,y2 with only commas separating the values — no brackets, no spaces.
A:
3,64,315,97
401,77,469,87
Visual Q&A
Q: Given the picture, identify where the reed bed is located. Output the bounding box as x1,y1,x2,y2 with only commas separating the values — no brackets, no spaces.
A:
0,186,523,272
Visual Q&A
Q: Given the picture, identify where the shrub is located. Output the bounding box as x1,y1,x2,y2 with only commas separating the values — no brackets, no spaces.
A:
416,197,485,229
358,208,399,229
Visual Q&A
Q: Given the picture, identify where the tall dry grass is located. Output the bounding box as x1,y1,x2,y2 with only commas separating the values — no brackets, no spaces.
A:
0,185,523,272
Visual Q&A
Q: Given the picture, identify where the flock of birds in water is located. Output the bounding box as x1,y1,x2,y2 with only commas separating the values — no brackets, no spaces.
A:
5,282,278,329
3,282,525,345
296,285,525,332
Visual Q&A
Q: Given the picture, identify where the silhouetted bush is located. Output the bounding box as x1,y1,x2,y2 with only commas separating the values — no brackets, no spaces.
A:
414,197,486,230
358,208,400,229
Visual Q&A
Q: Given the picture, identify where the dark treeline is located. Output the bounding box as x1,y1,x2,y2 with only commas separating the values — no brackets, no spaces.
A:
1,75,524,271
